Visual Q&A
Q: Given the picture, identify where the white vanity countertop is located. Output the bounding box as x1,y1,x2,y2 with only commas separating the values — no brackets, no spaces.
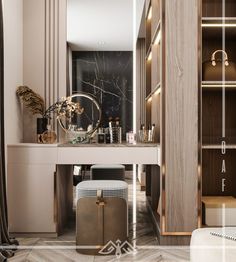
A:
8,142,159,148
58,142,159,147
8,143,58,147
7,143,160,165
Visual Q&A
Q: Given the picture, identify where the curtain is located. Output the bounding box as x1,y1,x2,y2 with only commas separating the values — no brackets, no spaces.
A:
0,1,18,260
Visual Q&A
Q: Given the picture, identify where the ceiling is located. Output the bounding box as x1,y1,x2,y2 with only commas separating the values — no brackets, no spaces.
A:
67,0,133,51
136,0,145,38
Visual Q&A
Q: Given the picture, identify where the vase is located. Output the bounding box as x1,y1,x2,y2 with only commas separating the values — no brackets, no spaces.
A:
37,117,47,143
41,125,57,144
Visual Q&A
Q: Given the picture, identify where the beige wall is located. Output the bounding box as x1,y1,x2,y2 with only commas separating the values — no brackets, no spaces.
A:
23,0,45,97
23,0,67,142
3,0,23,145
3,0,67,144
22,0,46,142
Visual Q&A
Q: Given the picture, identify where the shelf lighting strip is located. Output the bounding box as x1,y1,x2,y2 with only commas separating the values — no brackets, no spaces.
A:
147,51,152,61
202,23,236,27
148,96,152,102
147,6,152,20
202,84,236,88
146,84,161,102
154,30,161,45
202,144,236,149
202,17,236,20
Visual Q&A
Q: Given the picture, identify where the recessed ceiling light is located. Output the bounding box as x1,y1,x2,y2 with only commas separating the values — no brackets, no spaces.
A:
98,41,106,45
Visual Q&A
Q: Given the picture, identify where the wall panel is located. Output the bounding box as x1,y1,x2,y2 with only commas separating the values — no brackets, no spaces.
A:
23,0,67,142
163,0,199,233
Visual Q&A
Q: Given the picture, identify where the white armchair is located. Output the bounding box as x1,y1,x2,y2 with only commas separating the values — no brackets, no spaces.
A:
190,228,236,262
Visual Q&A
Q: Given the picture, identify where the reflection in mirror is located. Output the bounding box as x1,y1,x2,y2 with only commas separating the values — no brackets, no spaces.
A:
58,93,102,133
67,0,133,138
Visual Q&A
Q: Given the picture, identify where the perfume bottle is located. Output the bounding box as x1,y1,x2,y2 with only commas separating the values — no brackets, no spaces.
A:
42,125,57,144
109,117,122,143
148,124,155,142
104,127,111,143
97,128,105,143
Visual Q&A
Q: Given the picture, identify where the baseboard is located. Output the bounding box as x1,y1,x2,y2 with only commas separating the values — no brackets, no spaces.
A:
146,197,191,245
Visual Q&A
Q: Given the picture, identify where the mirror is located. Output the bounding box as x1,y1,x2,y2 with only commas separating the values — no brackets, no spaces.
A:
58,93,102,134
67,0,133,138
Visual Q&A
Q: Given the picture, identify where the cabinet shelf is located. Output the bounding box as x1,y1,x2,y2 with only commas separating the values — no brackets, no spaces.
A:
146,46,152,60
201,0,236,219
202,0,236,20
145,83,161,101
151,20,161,44
202,18,236,39
202,17,236,23
146,20,161,57
202,144,236,149
202,81,236,90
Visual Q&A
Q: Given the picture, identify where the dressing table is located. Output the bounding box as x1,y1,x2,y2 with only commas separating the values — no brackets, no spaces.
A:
7,143,160,236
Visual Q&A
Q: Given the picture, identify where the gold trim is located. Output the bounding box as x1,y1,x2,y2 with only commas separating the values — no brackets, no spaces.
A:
160,0,166,235
54,170,58,228
197,0,203,230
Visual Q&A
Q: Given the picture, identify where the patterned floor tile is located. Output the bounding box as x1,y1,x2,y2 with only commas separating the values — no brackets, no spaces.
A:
8,177,189,262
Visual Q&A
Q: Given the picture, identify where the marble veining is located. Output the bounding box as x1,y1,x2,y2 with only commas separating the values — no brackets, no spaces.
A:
72,51,133,136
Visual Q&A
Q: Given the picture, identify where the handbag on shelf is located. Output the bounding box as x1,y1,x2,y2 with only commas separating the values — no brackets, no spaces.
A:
202,50,236,81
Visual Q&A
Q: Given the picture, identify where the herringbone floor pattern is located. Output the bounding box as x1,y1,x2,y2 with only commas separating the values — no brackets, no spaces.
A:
9,176,190,262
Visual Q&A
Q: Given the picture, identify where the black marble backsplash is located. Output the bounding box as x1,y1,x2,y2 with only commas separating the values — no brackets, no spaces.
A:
72,51,133,135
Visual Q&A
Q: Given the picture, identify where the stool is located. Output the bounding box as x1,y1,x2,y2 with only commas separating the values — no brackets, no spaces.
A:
76,180,128,255
90,164,125,180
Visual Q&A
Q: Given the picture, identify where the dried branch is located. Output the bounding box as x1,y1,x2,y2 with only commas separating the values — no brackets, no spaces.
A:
16,86,45,116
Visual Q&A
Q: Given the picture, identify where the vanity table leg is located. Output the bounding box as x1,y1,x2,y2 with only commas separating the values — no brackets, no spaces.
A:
7,163,57,236
132,164,137,247
56,165,73,235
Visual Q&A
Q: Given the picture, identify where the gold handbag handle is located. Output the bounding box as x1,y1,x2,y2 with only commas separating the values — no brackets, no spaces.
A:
96,190,106,206
211,50,229,66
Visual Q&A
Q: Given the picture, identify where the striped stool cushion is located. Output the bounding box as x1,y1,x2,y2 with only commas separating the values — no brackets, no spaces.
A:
90,164,125,180
76,180,128,203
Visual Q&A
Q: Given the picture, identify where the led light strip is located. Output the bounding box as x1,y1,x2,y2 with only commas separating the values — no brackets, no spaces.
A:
147,51,152,61
154,30,161,45
146,84,161,102
147,6,152,20
148,96,152,102
202,84,236,87
133,0,136,133
132,0,137,243
202,23,236,27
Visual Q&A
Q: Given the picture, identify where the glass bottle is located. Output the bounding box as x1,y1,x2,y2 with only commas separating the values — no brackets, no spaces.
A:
42,125,57,144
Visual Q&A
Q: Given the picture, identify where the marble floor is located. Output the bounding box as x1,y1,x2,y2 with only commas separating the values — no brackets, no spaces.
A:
9,176,190,262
